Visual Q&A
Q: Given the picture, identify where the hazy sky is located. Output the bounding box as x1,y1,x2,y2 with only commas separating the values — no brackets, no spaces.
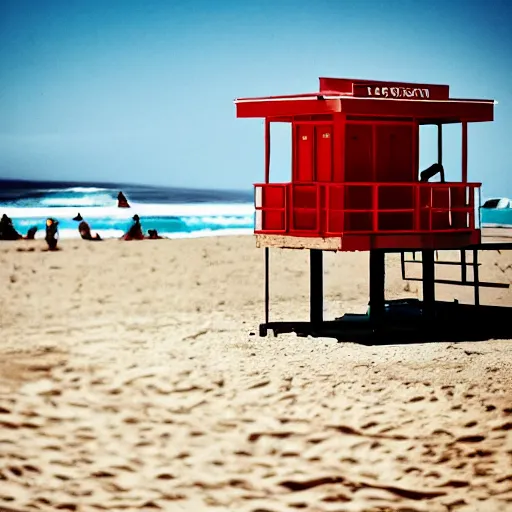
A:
0,0,511,196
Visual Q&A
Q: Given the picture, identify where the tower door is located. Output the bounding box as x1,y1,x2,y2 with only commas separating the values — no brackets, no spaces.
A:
293,123,334,182
315,125,333,182
294,124,314,182
291,122,334,233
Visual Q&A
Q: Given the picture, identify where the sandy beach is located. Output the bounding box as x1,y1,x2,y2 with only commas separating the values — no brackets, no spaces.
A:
1,234,512,512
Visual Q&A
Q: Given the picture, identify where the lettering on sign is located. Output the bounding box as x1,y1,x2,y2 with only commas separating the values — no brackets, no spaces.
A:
322,132,330,139
355,85,431,100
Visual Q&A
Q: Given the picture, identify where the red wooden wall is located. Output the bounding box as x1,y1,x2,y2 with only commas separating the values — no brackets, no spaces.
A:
291,119,420,233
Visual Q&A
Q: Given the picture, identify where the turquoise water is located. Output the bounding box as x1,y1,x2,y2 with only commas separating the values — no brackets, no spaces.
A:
0,180,254,239
1,179,510,239
480,208,512,228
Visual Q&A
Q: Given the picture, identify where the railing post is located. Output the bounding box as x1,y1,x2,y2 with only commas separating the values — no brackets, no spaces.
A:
468,187,476,229
372,184,378,233
289,183,294,233
478,186,482,228
283,183,288,233
325,184,330,235
254,185,258,232
316,183,321,235
265,120,271,183
429,186,433,231
341,184,345,234
415,184,421,231
448,185,452,228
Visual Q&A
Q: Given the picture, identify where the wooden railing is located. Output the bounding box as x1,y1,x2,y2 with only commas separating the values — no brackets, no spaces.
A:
254,181,481,237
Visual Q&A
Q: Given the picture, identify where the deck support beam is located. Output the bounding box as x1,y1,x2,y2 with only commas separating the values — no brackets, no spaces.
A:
310,249,323,324
473,248,480,306
460,250,467,283
264,248,270,324
422,249,436,319
369,250,386,324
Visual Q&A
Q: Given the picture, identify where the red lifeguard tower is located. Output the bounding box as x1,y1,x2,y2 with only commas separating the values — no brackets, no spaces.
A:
235,77,511,342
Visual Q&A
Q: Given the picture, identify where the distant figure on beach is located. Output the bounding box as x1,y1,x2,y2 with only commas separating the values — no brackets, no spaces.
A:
117,191,130,208
122,214,144,241
147,229,163,239
73,213,102,241
25,226,38,239
0,214,38,240
45,218,59,251
0,214,21,240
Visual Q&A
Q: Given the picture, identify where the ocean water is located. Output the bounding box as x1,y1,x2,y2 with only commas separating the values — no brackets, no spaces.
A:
0,179,255,240
479,208,512,229
1,179,511,240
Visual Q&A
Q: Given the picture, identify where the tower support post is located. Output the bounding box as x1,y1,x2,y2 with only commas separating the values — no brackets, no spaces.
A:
310,249,323,324
369,250,386,325
422,249,436,320
473,248,480,306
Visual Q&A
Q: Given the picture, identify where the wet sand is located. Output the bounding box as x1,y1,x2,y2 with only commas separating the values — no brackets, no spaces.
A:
0,234,511,512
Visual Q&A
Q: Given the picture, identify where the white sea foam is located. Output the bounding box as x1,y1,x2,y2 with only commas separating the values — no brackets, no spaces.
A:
482,223,512,229
40,187,109,193
39,194,116,207
2,202,255,219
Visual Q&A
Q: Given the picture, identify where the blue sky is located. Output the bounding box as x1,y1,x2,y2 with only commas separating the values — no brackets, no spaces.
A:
0,0,511,197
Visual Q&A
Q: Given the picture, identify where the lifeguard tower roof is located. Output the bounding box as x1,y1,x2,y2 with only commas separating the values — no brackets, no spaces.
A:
235,77,495,124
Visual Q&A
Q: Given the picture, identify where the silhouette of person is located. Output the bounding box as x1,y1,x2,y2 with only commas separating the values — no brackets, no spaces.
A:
147,229,163,239
73,213,102,241
0,214,38,241
45,218,59,251
117,192,130,208
122,214,144,240
25,227,38,240
0,214,22,240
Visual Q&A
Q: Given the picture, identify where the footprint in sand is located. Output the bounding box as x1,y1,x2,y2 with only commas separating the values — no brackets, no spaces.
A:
492,421,512,431
456,435,486,443
360,421,379,430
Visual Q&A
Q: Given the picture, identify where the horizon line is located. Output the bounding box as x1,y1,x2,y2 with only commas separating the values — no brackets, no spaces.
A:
0,176,253,194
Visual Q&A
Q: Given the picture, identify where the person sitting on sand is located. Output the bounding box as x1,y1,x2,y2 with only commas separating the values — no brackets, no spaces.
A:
24,226,38,240
73,213,102,241
45,218,59,251
0,214,37,240
146,229,163,239
0,213,22,240
117,191,130,208
122,214,144,241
